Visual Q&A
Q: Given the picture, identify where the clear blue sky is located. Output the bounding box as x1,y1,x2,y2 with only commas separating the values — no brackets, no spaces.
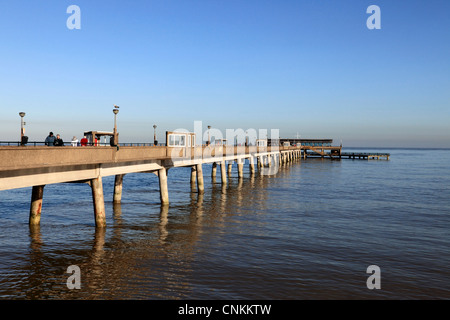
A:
1,0,449,147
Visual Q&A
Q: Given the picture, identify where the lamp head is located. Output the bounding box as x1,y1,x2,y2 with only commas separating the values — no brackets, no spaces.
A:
19,112,25,117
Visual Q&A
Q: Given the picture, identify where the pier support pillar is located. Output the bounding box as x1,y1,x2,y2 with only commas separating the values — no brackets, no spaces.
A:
258,156,263,168
29,185,45,225
212,162,217,178
91,177,106,228
190,166,197,186
237,159,244,178
196,164,204,193
249,156,255,173
113,174,125,203
158,168,169,204
220,161,227,184
227,162,232,174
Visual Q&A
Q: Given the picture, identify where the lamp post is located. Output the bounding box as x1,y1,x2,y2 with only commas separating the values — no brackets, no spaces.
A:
153,124,157,146
207,125,211,146
113,106,119,145
19,112,26,145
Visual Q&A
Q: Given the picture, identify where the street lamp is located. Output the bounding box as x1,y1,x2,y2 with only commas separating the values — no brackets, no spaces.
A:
153,124,157,145
207,125,211,146
113,106,119,145
19,112,26,145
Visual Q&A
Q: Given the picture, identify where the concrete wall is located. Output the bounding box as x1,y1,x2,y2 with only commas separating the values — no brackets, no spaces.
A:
0,146,167,170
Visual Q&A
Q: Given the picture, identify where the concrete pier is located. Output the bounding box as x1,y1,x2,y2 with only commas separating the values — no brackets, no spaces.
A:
1,144,310,227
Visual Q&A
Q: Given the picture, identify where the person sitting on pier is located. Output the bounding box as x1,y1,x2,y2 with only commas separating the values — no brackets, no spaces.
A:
54,134,64,146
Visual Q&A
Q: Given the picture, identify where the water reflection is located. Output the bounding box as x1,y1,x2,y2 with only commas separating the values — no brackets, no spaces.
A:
9,160,299,299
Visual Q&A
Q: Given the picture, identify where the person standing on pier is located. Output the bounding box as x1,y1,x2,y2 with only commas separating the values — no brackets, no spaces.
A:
45,132,56,146
71,136,79,147
54,134,64,146
80,136,88,146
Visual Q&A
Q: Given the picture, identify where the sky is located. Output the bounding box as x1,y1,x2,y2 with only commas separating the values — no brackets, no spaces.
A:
0,0,449,147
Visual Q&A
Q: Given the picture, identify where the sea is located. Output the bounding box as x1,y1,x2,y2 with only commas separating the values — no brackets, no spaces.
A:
0,148,449,300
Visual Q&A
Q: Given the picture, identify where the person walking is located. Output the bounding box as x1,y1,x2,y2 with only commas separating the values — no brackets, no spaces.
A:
45,132,56,146
54,134,64,146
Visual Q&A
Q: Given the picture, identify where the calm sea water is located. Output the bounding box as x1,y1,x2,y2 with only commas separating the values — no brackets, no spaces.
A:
0,148,449,299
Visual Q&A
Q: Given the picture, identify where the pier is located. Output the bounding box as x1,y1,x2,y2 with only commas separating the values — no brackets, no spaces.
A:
0,134,390,228
0,141,303,227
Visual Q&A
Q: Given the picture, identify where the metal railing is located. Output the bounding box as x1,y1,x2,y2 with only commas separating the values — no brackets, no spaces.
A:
0,141,166,147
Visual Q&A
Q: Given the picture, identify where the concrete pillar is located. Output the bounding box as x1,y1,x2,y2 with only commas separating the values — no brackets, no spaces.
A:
227,162,232,174
190,166,196,185
220,161,227,184
113,174,124,203
212,162,217,178
91,177,106,228
29,185,45,225
249,156,255,173
268,154,272,168
158,168,169,204
237,158,244,178
196,163,204,193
